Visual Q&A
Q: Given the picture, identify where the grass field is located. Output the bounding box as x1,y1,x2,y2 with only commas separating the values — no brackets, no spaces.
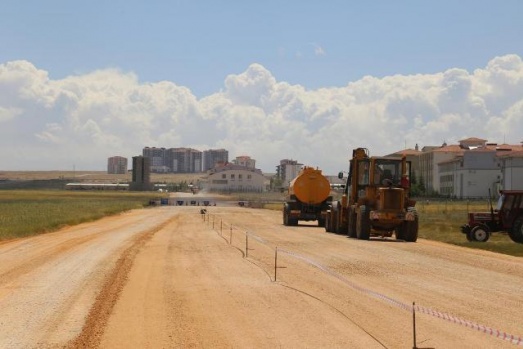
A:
416,199,523,257
0,190,165,240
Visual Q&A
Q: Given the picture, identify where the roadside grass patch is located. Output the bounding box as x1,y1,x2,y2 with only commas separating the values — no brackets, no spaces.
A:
0,190,164,240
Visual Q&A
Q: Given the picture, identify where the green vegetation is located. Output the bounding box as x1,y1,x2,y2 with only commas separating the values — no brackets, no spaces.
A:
0,190,164,240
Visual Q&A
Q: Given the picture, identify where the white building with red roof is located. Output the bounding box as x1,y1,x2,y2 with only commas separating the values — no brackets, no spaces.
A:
406,137,523,197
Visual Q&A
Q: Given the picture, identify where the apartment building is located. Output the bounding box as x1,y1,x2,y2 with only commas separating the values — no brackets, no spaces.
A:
142,147,169,173
167,148,202,173
276,159,303,187
203,149,229,172
142,146,207,173
107,156,128,174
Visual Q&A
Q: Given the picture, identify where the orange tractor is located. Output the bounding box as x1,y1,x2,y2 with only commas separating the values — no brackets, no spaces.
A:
325,148,418,242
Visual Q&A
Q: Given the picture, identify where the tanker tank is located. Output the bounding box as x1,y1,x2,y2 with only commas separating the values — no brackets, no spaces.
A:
283,166,332,227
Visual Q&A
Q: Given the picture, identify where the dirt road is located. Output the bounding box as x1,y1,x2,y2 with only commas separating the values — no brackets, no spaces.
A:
0,198,522,348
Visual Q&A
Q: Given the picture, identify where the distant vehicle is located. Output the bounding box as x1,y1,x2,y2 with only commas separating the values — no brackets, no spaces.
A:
461,190,523,243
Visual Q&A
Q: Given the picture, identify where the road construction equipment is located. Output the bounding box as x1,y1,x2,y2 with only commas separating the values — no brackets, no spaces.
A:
325,148,418,242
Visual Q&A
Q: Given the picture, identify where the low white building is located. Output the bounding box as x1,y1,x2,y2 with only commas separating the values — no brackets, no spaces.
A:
205,163,266,192
500,150,523,190
438,148,501,198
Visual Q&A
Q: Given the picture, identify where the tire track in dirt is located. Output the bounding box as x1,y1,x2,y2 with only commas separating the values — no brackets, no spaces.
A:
0,212,157,286
65,216,178,349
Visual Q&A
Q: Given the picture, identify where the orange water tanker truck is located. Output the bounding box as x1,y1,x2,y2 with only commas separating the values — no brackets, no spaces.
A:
283,166,332,227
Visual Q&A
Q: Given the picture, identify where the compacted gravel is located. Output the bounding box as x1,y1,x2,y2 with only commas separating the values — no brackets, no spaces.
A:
0,193,522,348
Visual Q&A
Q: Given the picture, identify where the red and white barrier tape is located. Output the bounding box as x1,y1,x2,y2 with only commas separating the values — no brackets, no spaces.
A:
275,248,523,346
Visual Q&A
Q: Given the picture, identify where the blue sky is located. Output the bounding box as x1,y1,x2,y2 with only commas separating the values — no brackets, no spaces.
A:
3,1,522,97
1,1,523,172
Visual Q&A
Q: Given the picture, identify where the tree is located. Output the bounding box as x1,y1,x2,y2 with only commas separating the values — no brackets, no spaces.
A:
410,174,426,197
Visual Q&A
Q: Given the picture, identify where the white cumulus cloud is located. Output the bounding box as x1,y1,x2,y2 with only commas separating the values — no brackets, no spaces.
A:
1,55,522,173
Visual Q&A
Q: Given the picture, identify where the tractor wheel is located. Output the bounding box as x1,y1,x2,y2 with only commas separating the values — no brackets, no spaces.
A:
356,206,371,240
403,208,419,242
348,207,357,238
470,225,490,242
509,216,523,243
404,216,419,242
395,224,406,241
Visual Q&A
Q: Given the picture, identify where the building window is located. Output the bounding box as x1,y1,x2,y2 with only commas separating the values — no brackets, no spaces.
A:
231,174,235,179
222,174,226,179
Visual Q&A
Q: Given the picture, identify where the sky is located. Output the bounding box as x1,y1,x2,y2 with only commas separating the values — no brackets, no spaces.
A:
1,1,523,174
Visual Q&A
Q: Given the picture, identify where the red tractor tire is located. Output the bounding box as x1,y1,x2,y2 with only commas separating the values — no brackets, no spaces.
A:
469,224,490,242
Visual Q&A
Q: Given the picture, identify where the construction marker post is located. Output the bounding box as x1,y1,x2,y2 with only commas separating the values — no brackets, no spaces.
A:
274,247,278,282
230,225,233,245
412,302,417,349
220,220,223,235
212,215,215,229
245,233,249,258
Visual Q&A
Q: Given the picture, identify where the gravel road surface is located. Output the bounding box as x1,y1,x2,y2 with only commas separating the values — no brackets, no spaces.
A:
0,197,522,348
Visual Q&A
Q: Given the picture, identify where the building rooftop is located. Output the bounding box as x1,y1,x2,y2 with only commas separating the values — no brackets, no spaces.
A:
459,137,487,143
433,144,464,153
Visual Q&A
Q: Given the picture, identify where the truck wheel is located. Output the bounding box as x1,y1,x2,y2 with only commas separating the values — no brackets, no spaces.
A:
325,211,331,232
348,207,357,238
356,206,370,240
331,208,339,233
509,216,523,243
283,204,290,226
318,218,326,227
470,225,490,242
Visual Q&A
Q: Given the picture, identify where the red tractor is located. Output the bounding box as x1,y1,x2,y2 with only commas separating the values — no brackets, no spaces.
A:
461,190,523,243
